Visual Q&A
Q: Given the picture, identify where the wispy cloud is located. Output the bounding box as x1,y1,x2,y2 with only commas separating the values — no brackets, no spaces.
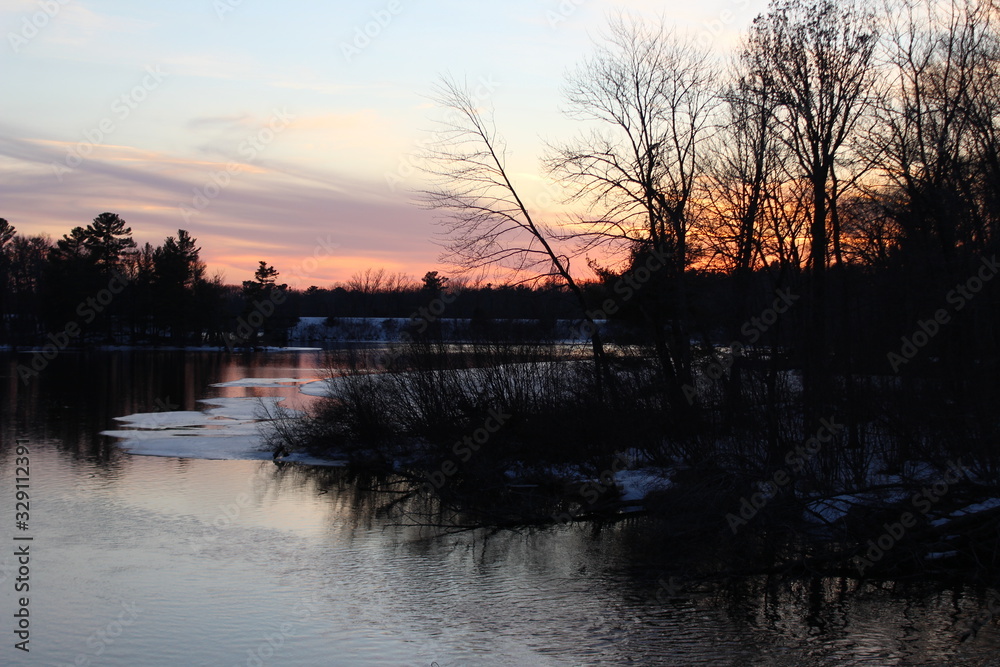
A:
0,126,440,284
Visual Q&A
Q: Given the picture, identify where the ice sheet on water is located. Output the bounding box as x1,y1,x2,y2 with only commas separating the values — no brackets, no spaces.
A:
103,395,302,461
112,411,219,429
197,396,293,420
210,378,314,388
111,434,270,460
300,378,343,397
102,422,261,439
950,498,1000,516
282,453,349,467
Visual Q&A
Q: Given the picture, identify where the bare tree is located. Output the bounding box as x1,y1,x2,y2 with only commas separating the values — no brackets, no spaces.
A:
745,0,879,412
747,0,878,272
347,267,388,294
873,0,1000,257
546,13,718,395
702,61,787,275
762,178,812,272
420,77,608,389
382,271,415,293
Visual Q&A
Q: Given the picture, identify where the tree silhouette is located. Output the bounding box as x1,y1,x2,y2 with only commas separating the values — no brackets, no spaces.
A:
547,13,718,403
421,77,609,398
154,230,206,342
238,261,291,346
83,212,137,271
745,0,878,421
421,270,448,293
242,261,285,300
0,219,15,342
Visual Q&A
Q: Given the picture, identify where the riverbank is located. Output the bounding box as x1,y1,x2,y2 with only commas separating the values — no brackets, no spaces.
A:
278,347,1000,585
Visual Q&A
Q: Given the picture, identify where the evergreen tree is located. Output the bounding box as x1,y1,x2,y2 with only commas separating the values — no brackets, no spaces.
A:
82,212,137,271
154,230,206,341
238,261,291,346
421,270,448,293
0,219,15,343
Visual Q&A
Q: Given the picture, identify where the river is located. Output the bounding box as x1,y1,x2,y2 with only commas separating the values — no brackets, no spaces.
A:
0,349,998,666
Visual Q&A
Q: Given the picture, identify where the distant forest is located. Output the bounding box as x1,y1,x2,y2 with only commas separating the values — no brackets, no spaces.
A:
0,213,596,348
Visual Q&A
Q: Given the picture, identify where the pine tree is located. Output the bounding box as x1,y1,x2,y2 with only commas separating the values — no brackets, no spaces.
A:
82,212,137,271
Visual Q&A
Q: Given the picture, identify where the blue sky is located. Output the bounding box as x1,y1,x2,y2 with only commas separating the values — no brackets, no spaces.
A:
1,0,766,285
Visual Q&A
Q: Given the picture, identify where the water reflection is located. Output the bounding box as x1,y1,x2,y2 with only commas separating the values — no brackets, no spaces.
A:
1,350,999,665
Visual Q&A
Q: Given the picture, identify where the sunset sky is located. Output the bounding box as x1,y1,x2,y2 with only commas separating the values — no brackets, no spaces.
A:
1,0,765,287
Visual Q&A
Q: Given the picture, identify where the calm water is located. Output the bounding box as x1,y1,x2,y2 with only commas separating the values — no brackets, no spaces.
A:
1,349,999,666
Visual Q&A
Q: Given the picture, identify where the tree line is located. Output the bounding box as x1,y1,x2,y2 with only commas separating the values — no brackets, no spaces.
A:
0,213,300,347
422,0,1000,472
0,214,600,348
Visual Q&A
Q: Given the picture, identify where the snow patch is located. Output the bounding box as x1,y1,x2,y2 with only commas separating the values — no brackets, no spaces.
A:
932,498,1000,528
950,498,1000,517
615,469,673,503
805,495,862,524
